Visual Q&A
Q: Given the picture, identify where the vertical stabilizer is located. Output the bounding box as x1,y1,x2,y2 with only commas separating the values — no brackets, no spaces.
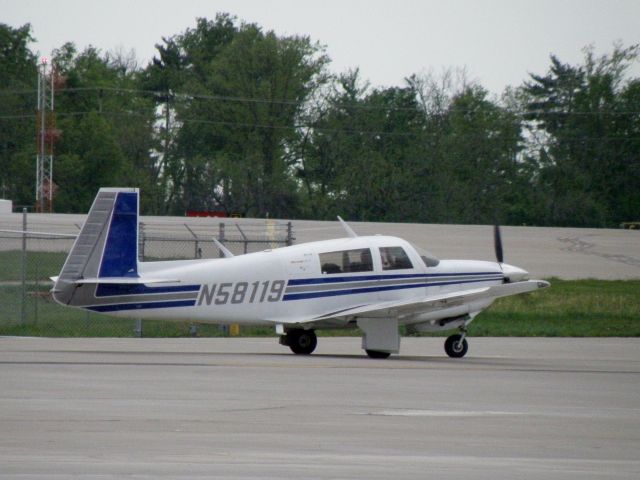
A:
52,188,139,305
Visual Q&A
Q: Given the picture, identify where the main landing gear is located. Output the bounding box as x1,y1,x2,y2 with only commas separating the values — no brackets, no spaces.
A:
280,327,470,358
280,329,317,355
444,330,468,358
365,350,391,359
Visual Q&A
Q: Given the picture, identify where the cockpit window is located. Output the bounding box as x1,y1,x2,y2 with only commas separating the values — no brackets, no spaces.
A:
379,246,414,270
319,248,373,274
411,243,440,267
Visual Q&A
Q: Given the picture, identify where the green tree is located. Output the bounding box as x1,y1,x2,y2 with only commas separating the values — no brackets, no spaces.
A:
145,14,329,217
210,26,329,217
52,44,157,212
299,70,427,221
404,71,531,226
55,112,126,210
435,86,524,224
524,45,640,226
142,15,238,214
0,23,37,206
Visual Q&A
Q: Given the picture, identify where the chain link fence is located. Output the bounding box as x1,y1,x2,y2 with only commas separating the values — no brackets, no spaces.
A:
0,210,294,337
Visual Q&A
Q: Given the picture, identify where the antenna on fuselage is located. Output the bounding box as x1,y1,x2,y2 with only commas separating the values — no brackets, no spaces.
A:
213,238,234,258
337,216,358,238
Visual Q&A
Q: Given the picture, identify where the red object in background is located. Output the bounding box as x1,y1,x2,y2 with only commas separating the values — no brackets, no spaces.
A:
186,210,228,218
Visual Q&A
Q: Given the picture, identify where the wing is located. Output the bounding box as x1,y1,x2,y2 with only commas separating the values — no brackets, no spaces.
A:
284,279,549,325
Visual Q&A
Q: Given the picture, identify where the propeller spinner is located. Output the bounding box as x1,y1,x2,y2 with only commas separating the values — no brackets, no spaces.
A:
494,225,529,282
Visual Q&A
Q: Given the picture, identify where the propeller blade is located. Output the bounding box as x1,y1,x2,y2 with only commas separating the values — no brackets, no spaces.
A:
494,225,504,264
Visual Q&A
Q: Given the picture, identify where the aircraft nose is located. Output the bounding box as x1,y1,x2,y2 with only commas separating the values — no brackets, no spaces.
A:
501,263,529,282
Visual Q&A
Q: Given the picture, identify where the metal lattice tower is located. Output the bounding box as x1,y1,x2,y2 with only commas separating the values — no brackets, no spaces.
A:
36,58,57,213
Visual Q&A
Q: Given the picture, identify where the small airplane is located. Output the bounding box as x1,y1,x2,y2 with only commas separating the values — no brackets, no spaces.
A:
52,188,549,358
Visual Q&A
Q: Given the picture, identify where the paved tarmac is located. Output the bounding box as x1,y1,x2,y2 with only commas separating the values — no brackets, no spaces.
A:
1,337,639,479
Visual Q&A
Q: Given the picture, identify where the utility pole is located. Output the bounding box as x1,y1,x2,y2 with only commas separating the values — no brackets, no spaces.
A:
35,57,61,212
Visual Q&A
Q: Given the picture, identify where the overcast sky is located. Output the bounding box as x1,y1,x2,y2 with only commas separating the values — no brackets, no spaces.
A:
2,0,639,95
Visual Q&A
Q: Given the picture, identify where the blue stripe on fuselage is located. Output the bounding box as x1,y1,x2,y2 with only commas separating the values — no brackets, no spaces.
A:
287,272,501,286
95,283,201,297
282,276,503,301
87,299,197,312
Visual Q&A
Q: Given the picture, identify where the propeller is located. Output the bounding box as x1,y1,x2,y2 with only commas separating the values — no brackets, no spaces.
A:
493,225,504,264
494,224,529,282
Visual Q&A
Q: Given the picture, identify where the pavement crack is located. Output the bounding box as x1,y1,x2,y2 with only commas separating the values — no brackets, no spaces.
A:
558,235,640,268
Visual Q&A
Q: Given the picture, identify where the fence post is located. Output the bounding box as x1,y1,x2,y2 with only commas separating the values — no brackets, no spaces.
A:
139,222,145,260
218,223,225,258
184,224,199,259
220,324,229,337
34,261,39,326
217,223,228,336
286,221,294,246
21,208,27,326
135,318,143,338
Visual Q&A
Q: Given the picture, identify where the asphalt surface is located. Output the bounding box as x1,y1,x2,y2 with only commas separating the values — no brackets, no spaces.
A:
1,212,639,279
1,337,639,479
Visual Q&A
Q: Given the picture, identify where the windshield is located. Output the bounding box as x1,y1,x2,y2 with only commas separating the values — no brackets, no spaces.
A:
410,243,440,268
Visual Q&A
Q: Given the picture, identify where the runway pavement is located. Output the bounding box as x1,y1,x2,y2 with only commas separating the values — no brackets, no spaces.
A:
1,337,639,479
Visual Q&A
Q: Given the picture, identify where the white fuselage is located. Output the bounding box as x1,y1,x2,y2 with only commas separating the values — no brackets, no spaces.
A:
121,235,505,329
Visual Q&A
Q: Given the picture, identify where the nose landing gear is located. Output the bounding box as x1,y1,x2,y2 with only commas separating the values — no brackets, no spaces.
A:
444,329,468,358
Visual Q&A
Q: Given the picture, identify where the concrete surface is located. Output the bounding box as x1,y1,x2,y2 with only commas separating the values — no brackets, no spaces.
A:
1,337,639,479
0,200,11,214
1,212,639,279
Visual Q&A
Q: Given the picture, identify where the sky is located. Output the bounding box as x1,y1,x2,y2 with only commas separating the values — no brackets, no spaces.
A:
2,0,639,95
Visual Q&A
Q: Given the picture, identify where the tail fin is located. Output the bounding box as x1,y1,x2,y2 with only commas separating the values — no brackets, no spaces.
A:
52,188,139,305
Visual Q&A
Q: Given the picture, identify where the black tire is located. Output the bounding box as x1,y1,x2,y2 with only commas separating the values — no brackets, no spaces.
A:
444,334,468,358
366,349,391,359
287,329,317,355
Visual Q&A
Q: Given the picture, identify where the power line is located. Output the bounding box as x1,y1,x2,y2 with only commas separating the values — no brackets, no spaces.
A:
1,109,638,142
2,85,640,116
0,88,37,97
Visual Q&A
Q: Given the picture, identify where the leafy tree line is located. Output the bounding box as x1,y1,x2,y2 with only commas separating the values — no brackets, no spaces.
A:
1,15,638,227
